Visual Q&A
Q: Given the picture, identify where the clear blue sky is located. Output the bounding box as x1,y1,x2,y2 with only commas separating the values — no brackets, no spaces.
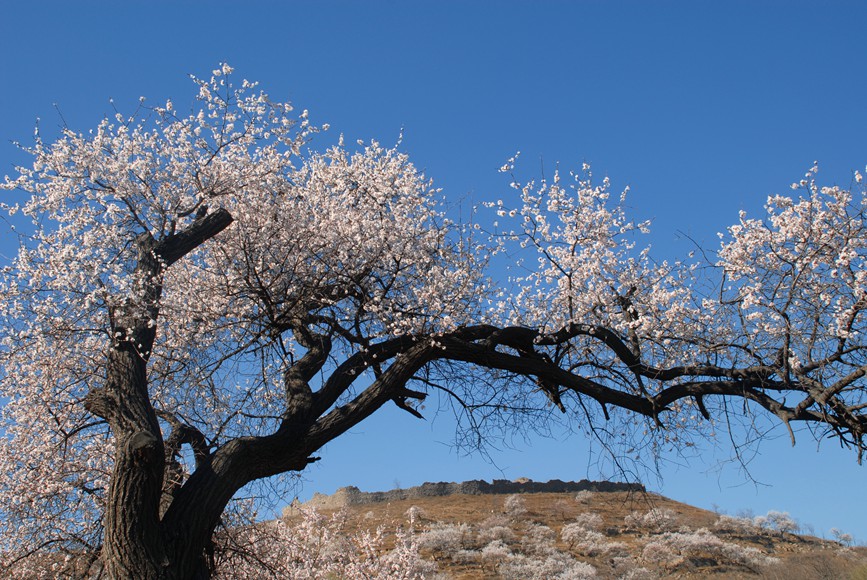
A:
2,1,865,542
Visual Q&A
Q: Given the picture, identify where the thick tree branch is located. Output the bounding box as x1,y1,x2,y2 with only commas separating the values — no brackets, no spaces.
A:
155,208,234,267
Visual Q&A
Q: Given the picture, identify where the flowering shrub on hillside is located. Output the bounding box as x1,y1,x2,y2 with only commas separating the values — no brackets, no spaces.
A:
624,508,679,532
416,522,471,556
753,511,798,535
499,551,598,580
641,528,779,570
504,494,528,518
212,509,435,579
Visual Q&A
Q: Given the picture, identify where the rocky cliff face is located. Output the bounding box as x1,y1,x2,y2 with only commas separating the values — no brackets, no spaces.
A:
298,478,644,511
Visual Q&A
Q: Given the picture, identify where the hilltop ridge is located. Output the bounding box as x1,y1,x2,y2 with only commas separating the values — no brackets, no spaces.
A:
298,478,644,511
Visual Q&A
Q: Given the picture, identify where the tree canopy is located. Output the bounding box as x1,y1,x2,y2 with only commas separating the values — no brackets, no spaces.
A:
0,67,864,578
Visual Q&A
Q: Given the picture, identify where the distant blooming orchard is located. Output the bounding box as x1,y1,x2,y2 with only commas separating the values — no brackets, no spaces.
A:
0,66,864,578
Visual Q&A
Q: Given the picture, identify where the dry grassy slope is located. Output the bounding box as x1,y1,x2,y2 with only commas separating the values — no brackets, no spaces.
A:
286,487,867,579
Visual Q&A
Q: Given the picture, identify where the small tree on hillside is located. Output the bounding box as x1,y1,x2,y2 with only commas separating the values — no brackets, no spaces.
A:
0,66,864,579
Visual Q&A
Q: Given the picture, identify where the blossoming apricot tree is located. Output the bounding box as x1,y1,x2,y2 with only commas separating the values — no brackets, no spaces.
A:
1,66,864,578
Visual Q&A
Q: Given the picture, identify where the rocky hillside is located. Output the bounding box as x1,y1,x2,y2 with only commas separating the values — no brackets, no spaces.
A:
274,479,867,579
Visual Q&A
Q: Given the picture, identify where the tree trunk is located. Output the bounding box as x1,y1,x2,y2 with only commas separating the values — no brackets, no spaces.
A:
96,345,169,579
103,433,168,579
85,210,235,579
